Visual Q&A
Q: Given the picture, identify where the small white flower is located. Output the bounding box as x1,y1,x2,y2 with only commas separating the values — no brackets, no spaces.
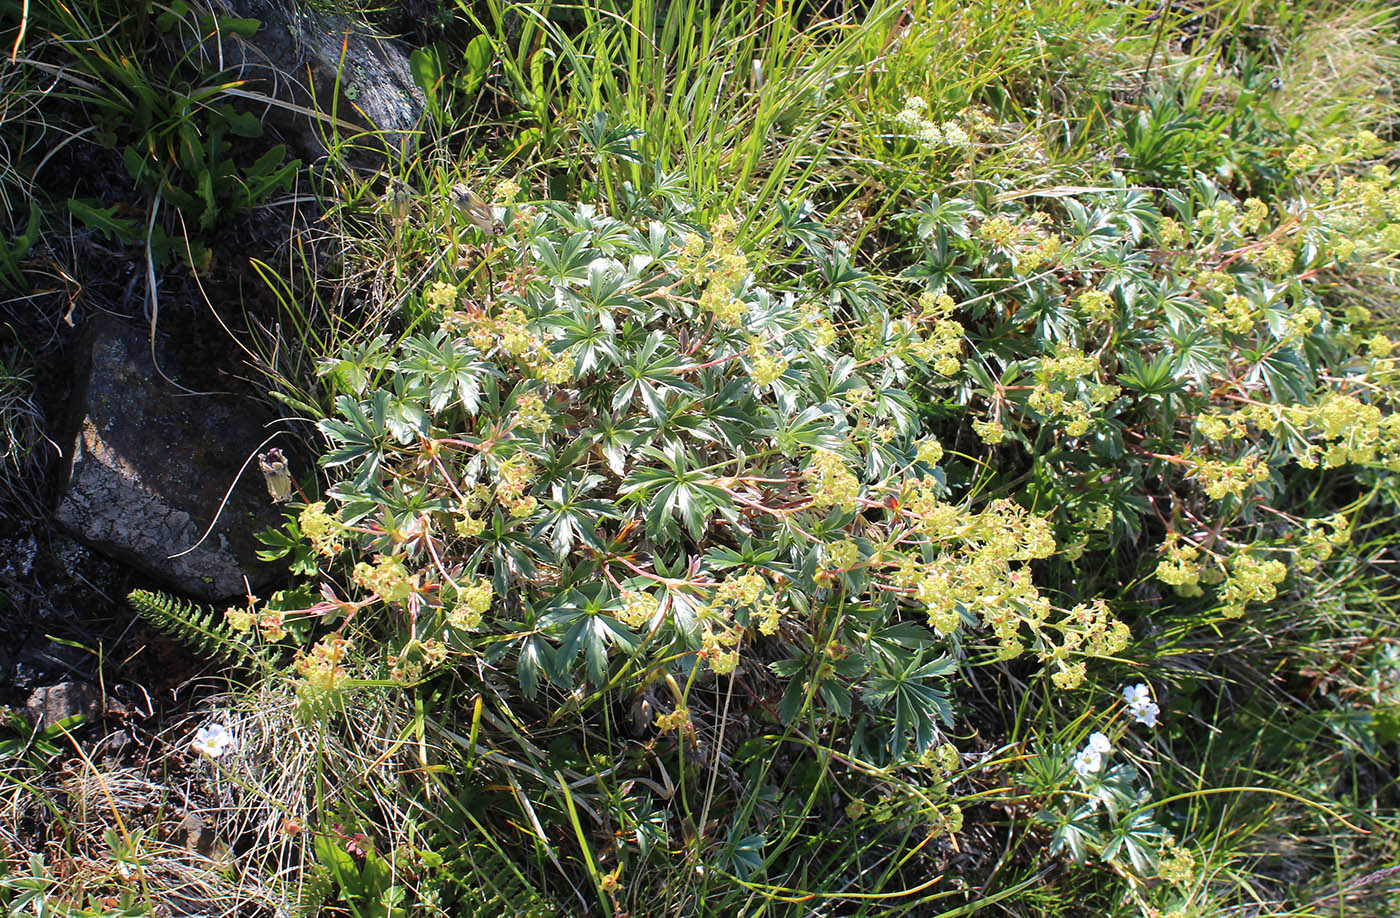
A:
1087,732,1111,754
1122,683,1161,727
895,108,922,129
1073,747,1102,777
941,121,970,147
192,723,235,759
1132,701,1161,728
916,122,945,146
1122,683,1151,706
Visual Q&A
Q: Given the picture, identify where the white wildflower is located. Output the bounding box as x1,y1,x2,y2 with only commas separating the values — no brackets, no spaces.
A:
192,723,235,759
917,122,945,146
1074,731,1112,777
895,108,922,129
1123,683,1151,707
941,121,971,147
1123,683,1161,727
1073,747,1102,777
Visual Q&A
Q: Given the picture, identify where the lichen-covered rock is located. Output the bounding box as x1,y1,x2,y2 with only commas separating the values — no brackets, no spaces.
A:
207,0,425,154
54,316,280,601
25,681,126,730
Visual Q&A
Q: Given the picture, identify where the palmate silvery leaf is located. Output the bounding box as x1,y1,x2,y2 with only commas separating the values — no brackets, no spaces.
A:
1101,808,1166,875
719,833,766,880
533,234,595,286
905,194,973,240
1045,804,1104,864
862,652,955,752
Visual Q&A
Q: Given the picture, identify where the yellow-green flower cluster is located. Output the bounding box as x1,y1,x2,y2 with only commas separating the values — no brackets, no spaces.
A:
700,619,743,674
529,350,572,384
1037,600,1129,689
1220,552,1288,618
928,803,964,837
1076,289,1114,322
1204,293,1258,335
1157,217,1185,247
932,741,960,775
1194,200,1245,242
1028,344,1106,437
806,448,860,511
973,418,1005,444
1286,143,1319,172
1301,151,1400,265
1196,411,1244,443
712,571,766,609
424,281,457,311
1282,304,1323,344
495,306,533,357
903,309,964,376
1241,197,1269,234
1309,393,1400,469
891,97,980,150
1037,345,1096,385
978,216,1020,249
1015,227,1064,272
747,339,789,387
493,177,521,204
824,538,861,573
1294,514,1351,573
654,707,691,732
798,300,837,348
677,216,750,328
1192,393,1400,474
1158,844,1197,887
353,554,414,604
888,492,1113,675
918,291,956,319
616,590,660,629
1193,270,1236,296
705,571,784,648
513,392,550,434
295,635,353,694
389,637,448,684
457,303,572,384
453,484,493,538
447,577,493,630
1155,535,1204,597
1255,242,1295,275
915,438,944,466
495,453,539,517
299,501,344,557
1194,455,1270,500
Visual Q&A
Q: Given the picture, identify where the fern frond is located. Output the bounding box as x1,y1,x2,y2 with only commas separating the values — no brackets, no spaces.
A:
429,829,553,916
127,588,276,672
293,863,333,918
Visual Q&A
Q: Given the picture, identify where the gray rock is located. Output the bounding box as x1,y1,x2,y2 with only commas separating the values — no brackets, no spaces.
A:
25,681,125,730
54,316,280,601
205,0,425,155
169,811,220,856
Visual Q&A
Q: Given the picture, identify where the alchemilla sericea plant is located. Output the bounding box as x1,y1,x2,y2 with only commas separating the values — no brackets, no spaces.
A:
237,119,1400,906
259,179,1128,738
